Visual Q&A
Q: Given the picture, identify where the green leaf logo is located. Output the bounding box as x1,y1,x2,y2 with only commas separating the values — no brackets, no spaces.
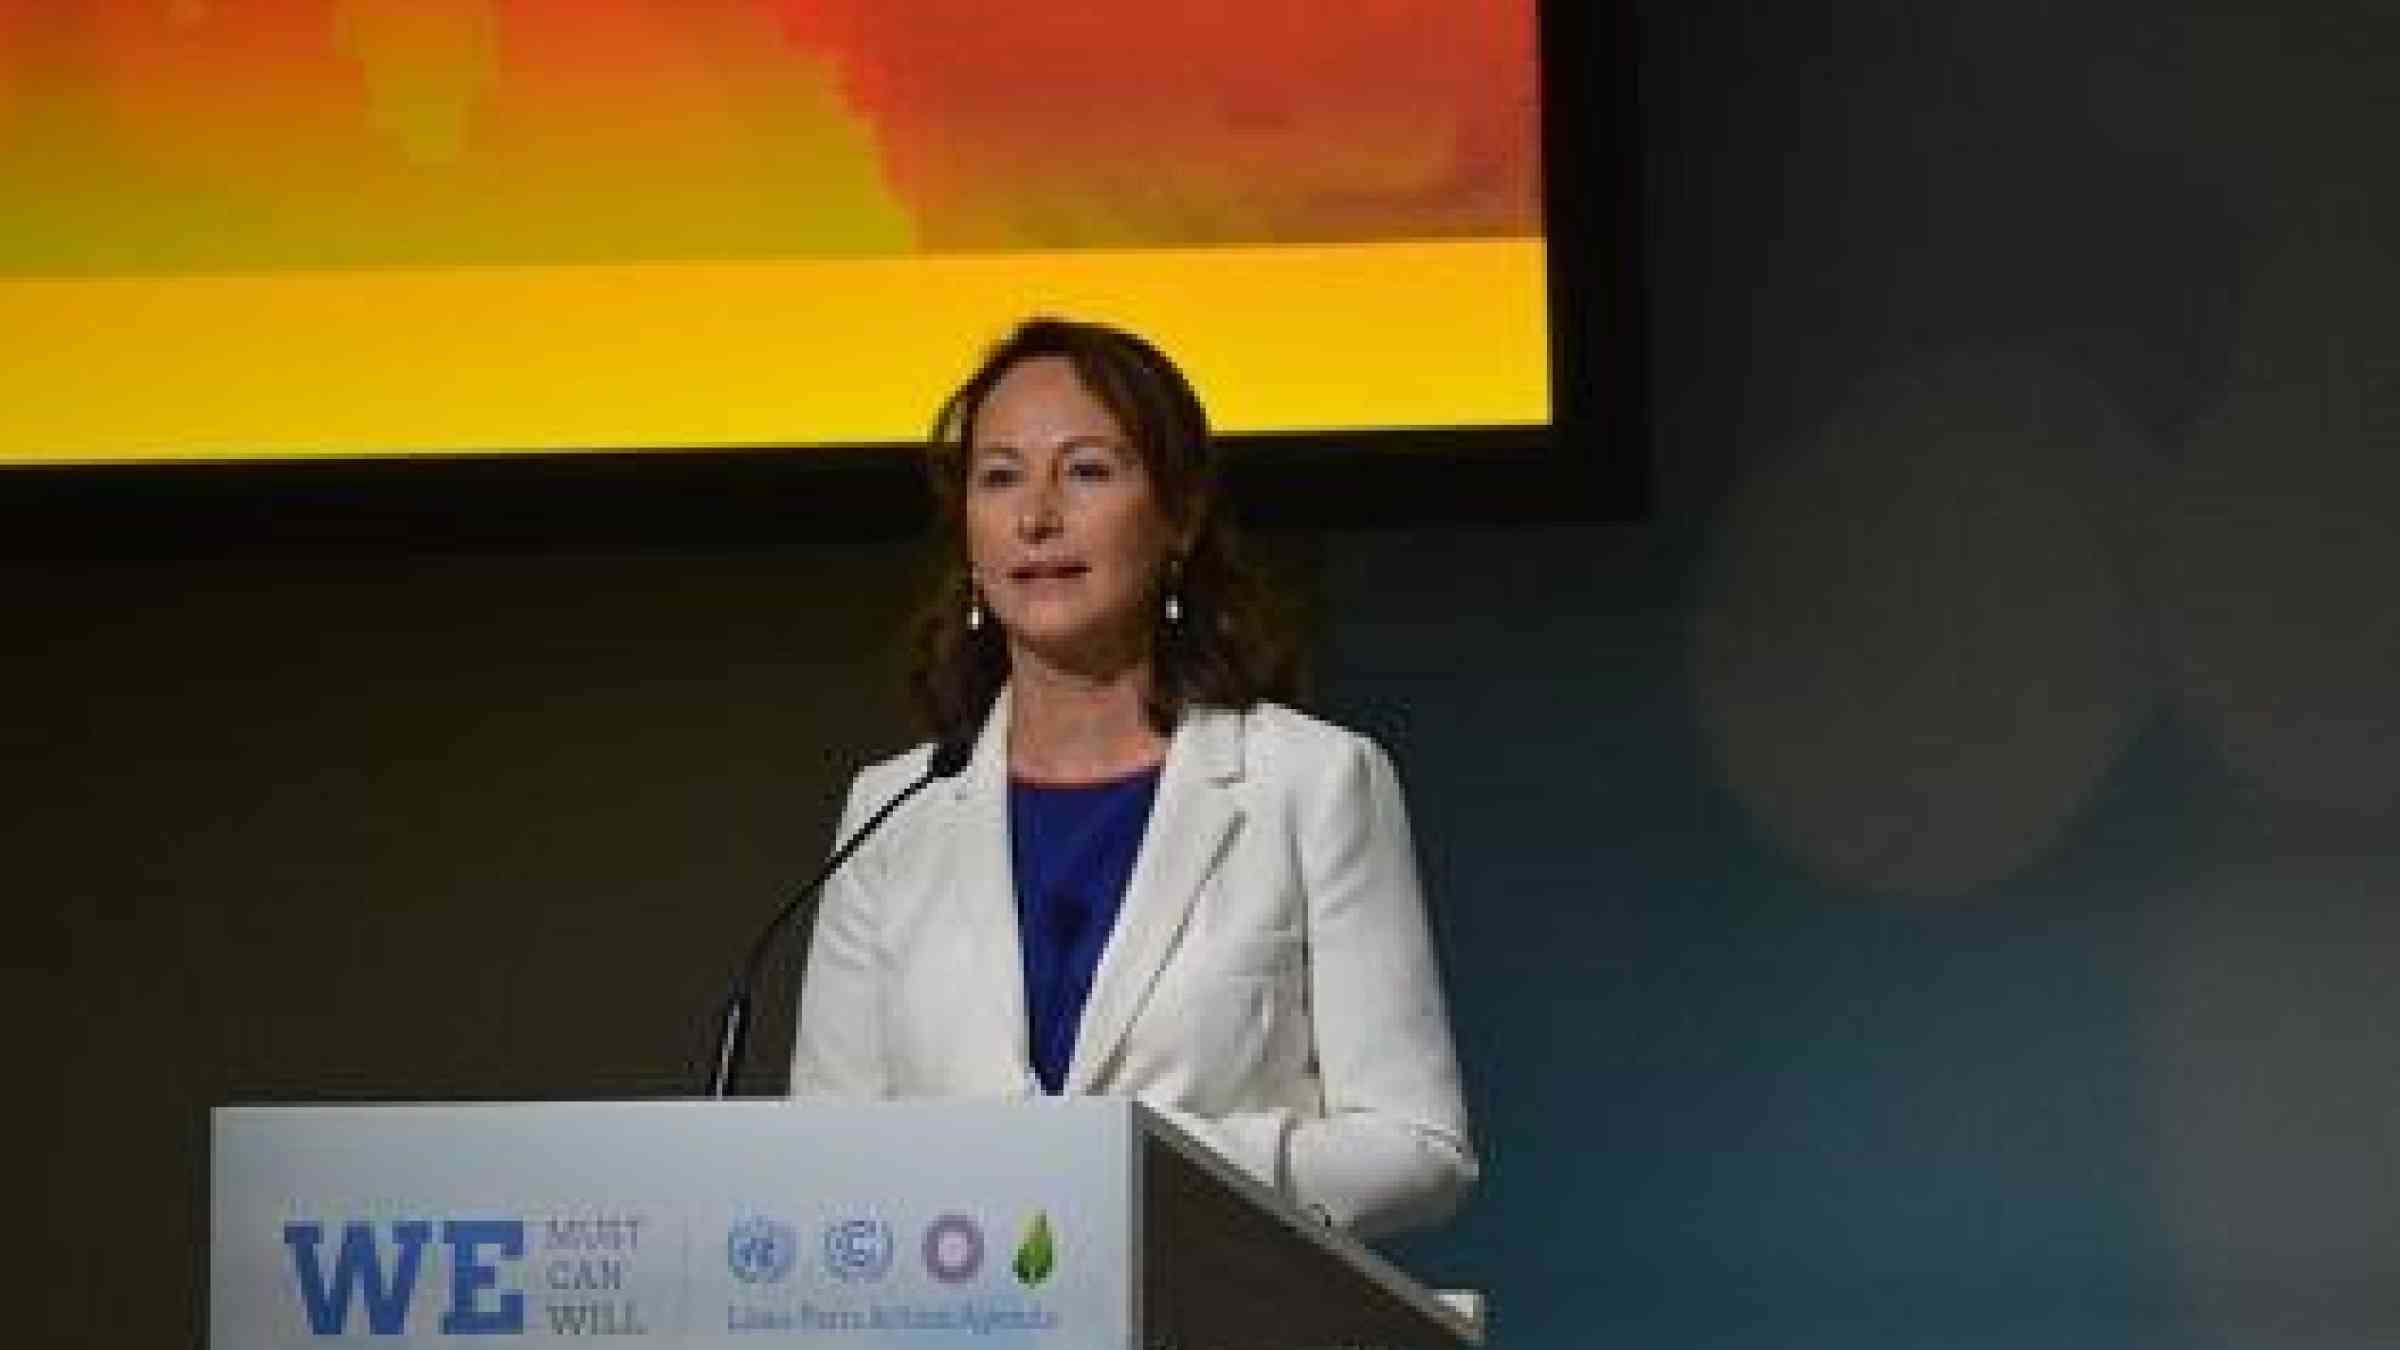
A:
1011,1210,1056,1287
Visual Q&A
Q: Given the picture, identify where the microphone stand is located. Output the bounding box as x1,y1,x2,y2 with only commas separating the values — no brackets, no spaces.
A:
704,744,967,1097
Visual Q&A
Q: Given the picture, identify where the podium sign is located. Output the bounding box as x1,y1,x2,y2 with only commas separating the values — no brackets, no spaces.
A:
212,1097,1478,1349
213,1099,1134,1347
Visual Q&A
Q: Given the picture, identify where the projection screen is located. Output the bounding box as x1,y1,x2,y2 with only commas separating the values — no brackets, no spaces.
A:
0,1,1546,466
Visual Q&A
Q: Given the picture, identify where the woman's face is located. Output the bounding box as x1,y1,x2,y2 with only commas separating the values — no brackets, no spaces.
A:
964,355,1181,674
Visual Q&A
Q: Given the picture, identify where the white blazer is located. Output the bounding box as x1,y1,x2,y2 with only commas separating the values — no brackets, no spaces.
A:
790,691,1478,1235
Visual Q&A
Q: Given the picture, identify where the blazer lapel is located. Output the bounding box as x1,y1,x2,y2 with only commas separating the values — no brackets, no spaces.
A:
1062,706,1246,1094
947,690,1035,1090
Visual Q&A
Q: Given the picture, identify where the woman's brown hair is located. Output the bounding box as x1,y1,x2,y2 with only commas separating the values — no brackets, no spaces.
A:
909,317,1293,748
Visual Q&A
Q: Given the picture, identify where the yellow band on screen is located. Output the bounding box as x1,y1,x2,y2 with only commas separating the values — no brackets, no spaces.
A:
0,238,1550,464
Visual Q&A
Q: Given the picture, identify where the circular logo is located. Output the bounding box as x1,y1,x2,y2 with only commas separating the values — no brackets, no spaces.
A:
921,1213,984,1283
821,1218,894,1282
726,1217,797,1285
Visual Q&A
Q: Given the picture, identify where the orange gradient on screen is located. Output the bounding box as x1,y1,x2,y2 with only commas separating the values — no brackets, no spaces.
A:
762,0,1538,249
0,1,1550,463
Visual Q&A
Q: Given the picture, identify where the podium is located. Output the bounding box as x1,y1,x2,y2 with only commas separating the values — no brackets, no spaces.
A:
212,1098,1482,1348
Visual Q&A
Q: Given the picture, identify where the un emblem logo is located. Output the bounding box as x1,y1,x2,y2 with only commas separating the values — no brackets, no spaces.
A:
821,1218,895,1282
726,1217,797,1285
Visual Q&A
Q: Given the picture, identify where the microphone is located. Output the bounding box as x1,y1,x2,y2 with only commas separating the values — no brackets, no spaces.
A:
703,738,973,1097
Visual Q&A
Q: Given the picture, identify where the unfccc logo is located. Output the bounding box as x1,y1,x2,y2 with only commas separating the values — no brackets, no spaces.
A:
821,1218,894,1282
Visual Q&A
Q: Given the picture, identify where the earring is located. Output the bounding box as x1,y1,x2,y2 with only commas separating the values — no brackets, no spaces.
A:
966,574,985,631
1163,558,1184,625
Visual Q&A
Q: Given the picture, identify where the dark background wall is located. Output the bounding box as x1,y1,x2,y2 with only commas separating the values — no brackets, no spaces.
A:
15,3,2398,1345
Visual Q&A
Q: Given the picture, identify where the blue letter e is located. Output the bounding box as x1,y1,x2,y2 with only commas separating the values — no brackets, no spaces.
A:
283,1220,432,1335
441,1220,526,1334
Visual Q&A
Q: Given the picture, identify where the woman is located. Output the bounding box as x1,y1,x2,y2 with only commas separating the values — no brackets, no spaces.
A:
790,317,1476,1236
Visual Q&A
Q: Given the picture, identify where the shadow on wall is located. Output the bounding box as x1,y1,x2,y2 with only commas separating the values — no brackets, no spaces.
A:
1678,229,2399,1338
1354,5,2399,1346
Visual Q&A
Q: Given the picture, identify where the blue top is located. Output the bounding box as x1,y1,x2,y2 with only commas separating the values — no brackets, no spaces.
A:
1007,766,1163,1094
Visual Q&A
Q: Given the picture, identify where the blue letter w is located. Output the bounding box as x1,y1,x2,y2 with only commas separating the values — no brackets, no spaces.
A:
283,1220,433,1335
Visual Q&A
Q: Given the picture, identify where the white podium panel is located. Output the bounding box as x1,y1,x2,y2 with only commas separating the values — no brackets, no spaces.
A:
212,1099,1134,1348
